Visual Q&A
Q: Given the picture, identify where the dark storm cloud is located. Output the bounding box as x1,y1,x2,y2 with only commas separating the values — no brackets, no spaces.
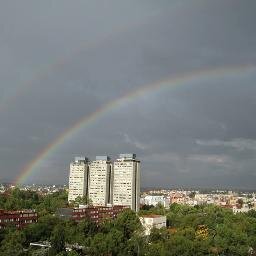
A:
0,0,256,188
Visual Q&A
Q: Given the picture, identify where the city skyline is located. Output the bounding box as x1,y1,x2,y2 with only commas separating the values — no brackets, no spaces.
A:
1,1,256,188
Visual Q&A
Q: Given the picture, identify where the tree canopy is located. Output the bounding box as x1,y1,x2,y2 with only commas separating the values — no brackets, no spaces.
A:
1,188,256,255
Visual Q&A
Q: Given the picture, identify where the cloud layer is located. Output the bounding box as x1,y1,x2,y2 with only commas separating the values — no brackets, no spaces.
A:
0,0,256,189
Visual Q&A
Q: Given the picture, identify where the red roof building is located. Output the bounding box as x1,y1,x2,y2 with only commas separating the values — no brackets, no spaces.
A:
0,209,38,229
57,205,128,224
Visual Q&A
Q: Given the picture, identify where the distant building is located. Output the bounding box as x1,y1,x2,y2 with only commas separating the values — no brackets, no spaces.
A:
140,215,166,235
88,156,112,206
233,204,250,214
170,192,186,204
143,195,170,208
0,209,38,229
112,154,140,212
68,157,89,202
57,205,128,224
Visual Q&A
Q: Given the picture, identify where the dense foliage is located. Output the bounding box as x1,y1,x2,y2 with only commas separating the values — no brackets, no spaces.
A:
1,189,256,255
0,188,68,215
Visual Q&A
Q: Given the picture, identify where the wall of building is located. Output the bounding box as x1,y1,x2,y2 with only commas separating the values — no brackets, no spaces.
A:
112,155,140,212
0,209,38,229
57,205,128,224
68,157,89,202
140,215,167,235
88,159,112,206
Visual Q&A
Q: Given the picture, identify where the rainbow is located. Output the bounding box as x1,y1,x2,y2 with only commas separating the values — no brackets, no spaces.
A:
15,64,256,184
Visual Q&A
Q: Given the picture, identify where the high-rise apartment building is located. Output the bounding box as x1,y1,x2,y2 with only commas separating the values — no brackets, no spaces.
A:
68,154,141,212
88,156,112,206
112,154,140,212
68,157,89,202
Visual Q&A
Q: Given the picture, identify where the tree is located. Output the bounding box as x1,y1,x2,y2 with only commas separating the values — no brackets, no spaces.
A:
248,210,256,218
30,248,49,256
106,229,125,256
147,242,165,256
49,224,66,256
114,209,142,240
0,230,25,256
140,204,154,211
236,198,244,207
77,218,98,238
149,227,169,243
189,192,196,199
89,233,109,255
66,251,80,256
165,234,194,256
73,195,92,207
24,214,62,243
63,219,79,244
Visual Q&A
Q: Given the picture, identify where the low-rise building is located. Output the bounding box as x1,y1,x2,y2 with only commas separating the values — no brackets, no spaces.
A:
57,205,128,224
0,209,38,229
140,215,166,235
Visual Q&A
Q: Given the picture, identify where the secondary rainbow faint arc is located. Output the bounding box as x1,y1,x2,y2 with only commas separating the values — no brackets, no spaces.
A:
15,64,256,185
0,33,119,113
0,9,166,114
0,19,147,113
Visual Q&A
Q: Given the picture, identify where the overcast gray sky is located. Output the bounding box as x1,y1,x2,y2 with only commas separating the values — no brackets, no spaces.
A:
1,0,256,189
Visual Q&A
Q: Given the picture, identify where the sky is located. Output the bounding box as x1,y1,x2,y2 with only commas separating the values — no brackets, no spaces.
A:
1,0,256,189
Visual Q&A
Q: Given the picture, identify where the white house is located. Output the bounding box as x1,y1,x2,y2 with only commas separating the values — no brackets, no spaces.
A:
140,215,166,235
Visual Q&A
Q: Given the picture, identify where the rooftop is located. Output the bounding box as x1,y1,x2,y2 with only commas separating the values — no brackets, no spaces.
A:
141,214,165,218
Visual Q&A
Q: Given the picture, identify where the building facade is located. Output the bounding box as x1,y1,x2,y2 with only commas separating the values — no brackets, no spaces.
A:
112,154,140,212
68,157,89,202
88,156,112,206
140,215,167,235
0,209,38,229
57,205,128,224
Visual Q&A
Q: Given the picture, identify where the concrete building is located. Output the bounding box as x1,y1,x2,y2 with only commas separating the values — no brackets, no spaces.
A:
88,156,112,206
140,215,166,235
68,157,89,202
112,154,140,212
